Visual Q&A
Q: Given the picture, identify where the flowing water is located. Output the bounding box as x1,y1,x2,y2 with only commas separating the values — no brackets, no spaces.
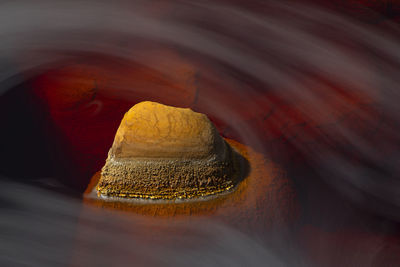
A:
1,0,400,266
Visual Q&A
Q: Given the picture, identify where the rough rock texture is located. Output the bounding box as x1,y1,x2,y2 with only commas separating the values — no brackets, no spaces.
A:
97,101,238,199
84,139,298,230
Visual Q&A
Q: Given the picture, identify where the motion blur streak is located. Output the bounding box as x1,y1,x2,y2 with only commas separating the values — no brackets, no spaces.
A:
0,178,288,266
1,0,400,266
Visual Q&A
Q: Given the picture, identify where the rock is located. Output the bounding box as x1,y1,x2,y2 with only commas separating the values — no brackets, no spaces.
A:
85,138,299,227
96,101,240,199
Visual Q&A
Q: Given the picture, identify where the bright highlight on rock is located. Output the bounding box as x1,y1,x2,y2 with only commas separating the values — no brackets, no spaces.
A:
96,101,240,200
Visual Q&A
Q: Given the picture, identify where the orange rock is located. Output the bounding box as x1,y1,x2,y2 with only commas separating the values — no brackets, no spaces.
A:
84,138,299,229
111,101,224,159
95,101,240,200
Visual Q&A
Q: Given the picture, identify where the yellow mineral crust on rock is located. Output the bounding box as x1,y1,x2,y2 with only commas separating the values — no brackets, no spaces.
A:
96,101,240,200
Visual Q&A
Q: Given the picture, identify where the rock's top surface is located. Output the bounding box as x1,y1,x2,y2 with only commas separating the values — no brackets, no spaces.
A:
110,101,224,160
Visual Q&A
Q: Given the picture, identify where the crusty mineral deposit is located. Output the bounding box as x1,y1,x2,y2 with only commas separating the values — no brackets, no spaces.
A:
96,101,241,199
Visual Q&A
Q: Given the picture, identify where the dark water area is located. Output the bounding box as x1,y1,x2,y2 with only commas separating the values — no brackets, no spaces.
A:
1,0,400,266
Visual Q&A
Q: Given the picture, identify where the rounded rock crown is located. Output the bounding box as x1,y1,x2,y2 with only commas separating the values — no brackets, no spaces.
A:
96,101,242,200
